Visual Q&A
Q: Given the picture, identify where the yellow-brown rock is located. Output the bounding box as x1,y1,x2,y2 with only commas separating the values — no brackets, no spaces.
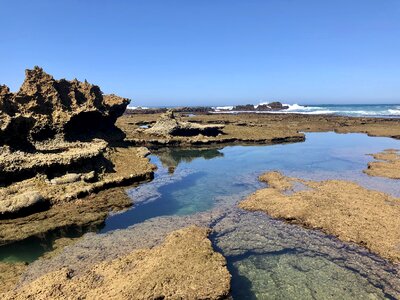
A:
3,226,231,300
239,171,400,262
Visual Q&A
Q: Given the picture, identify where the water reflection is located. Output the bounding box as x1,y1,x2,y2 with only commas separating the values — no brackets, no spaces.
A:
153,147,224,173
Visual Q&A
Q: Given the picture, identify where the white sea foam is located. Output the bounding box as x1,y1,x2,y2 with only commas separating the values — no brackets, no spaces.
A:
128,106,149,110
388,109,400,115
213,106,234,111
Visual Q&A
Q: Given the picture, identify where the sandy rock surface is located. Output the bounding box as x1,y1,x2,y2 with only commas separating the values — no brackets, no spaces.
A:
364,149,400,179
3,226,231,300
239,171,400,262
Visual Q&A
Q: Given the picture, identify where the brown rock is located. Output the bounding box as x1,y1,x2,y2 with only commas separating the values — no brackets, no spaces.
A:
3,226,231,300
239,171,400,262
145,110,224,137
0,262,28,294
0,146,154,219
0,66,130,148
364,149,400,179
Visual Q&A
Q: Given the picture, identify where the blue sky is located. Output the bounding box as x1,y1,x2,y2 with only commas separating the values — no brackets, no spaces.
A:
1,0,399,106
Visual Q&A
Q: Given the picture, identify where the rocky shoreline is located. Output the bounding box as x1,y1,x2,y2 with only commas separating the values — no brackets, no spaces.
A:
3,226,231,300
2,68,400,298
364,149,400,179
119,111,400,148
239,171,400,263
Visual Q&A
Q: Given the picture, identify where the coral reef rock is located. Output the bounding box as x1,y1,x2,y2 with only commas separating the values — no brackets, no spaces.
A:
0,66,130,148
145,110,224,137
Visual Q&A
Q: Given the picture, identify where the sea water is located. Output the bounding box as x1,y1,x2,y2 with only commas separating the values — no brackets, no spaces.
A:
1,132,400,299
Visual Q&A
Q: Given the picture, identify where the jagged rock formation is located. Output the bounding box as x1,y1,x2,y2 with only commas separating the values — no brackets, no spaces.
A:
145,110,224,137
0,66,130,148
0,67,155,220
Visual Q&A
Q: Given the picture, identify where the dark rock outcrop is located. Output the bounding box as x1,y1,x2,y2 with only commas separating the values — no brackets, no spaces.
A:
233,104,256,111
0,66,130,149
232,102,289,112
257,101,289,111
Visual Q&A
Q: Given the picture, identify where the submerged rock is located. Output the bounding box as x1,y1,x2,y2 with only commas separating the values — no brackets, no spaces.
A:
3,226,231,300
145,110,224,137
0,66,130,148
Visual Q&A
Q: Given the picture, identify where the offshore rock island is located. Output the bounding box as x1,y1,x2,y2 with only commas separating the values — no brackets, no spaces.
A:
1,68,400,299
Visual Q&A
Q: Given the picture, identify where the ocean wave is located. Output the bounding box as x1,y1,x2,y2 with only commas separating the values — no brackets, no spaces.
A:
387,109,400,115
209,103,400,117
213,106,234,111
128,106,149,110
268,109,337,115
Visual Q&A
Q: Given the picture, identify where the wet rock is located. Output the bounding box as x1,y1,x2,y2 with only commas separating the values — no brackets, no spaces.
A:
16,207,400,299
239,171,400,262
0,66,130,149
4,226,231,300
232,102,289,111
233,104,256,111
0,187,133,246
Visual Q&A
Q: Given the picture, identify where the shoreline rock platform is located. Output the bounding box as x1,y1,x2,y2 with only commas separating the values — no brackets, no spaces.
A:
239,171,400,263
364,149,400,179
3,226,231,300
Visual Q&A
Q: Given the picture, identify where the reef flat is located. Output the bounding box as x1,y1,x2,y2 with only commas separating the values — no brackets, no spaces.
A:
239,171,400,262
119,111,400,147
364,149,400,179
3,226,231,300
2,68,400,298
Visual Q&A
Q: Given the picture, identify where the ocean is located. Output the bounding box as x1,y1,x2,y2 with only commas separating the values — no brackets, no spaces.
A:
129,103,400,118
213,103,400,117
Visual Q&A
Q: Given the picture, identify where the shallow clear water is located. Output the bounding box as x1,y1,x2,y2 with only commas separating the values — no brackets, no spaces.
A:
102,132,400,232
1,132,400,298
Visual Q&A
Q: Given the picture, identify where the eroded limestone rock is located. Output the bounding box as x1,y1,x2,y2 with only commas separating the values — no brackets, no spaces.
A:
0,146,154,218
0,66,130,148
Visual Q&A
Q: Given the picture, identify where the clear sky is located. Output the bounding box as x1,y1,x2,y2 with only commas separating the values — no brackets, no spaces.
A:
1,0,399,106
